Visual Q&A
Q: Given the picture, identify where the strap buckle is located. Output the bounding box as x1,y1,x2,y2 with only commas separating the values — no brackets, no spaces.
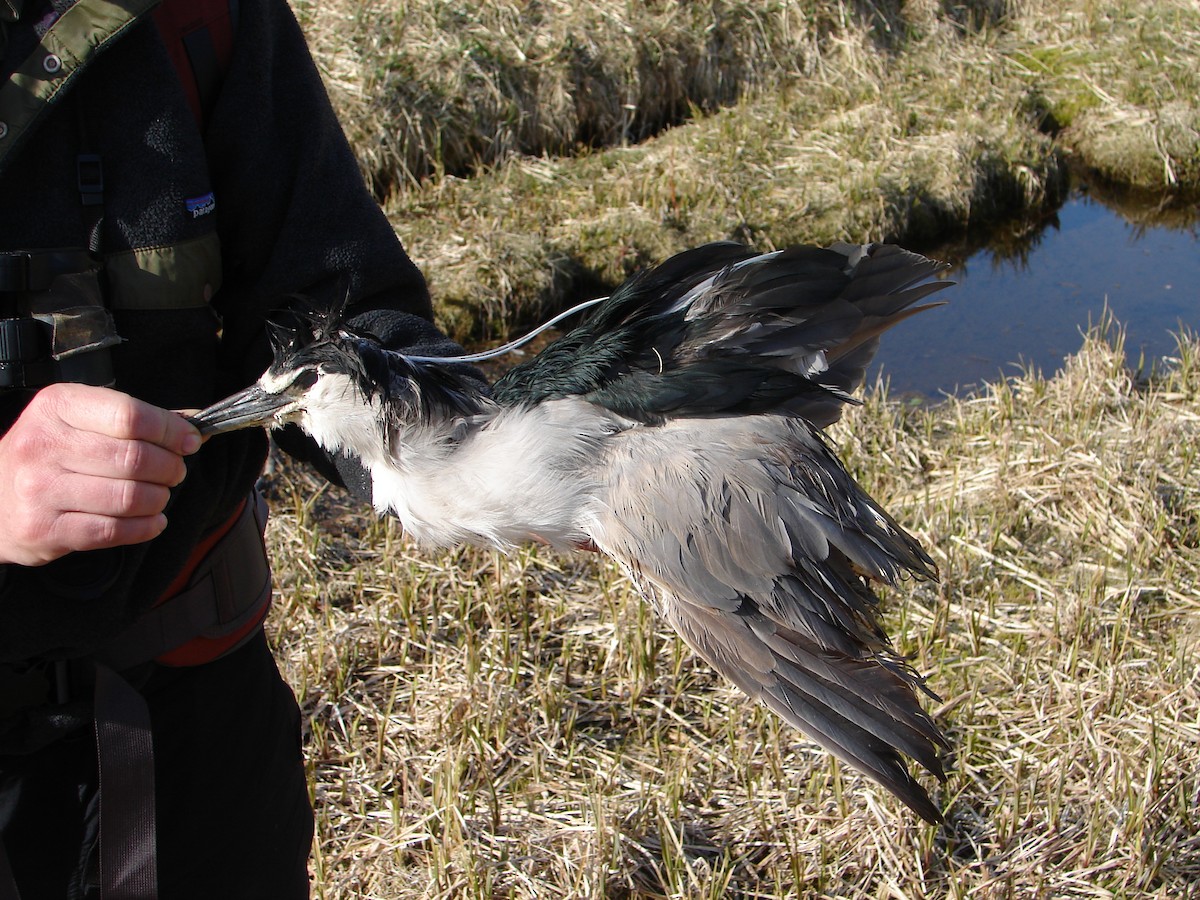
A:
0,253,31,292
77,153,104,207
0,248,96,293
0,317,53,389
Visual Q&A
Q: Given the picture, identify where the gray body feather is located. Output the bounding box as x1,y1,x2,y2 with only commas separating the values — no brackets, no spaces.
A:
592,415,946,820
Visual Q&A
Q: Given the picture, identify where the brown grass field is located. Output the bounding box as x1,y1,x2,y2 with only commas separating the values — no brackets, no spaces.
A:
271,0,1200,896
265,327,1200,898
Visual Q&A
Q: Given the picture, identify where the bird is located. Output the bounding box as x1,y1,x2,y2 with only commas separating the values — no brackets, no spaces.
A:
192,241,953,822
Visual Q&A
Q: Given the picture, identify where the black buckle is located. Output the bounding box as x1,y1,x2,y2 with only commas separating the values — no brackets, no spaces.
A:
0,252,31,292
0,660,78,719
0,248,97,295
0,317,44,362
0,318,53,389
77,153,104,207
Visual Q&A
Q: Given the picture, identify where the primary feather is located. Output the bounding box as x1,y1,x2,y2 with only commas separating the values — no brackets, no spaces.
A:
194,241,953,822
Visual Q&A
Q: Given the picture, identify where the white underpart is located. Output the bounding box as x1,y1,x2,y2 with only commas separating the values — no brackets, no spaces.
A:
291,372,383,458
294,371,619,550
375,399,621,549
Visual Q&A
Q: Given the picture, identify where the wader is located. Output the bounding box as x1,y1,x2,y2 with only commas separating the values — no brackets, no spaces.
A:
0,2,291,896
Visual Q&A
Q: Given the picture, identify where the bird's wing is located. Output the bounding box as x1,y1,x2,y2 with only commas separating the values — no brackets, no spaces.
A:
589,414,948,822
493,242,758,407
495,243,949,428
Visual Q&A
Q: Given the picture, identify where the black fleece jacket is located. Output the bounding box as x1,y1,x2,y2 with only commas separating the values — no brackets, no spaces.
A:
0,0,471,663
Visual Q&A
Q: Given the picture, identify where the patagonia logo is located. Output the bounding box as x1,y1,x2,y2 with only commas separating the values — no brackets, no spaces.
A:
186,191,217,219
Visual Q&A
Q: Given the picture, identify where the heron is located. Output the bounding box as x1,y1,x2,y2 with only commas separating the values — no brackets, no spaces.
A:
193,241,953,822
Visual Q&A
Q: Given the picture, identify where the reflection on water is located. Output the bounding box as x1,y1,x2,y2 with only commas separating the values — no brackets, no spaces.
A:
869,178,1200,399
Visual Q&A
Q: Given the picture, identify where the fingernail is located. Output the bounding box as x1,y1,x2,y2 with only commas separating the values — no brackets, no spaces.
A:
182,432,202,455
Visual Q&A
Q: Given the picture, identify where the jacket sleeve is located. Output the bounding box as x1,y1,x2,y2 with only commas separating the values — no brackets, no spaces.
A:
197,0,486,496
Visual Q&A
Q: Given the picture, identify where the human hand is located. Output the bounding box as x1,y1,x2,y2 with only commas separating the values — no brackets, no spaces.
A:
0,383,202,566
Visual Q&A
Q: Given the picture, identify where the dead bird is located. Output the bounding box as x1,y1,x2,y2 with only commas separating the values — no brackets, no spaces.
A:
193,241,953,821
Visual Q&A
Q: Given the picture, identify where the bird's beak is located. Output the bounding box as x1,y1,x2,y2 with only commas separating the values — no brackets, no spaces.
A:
188,385,294,437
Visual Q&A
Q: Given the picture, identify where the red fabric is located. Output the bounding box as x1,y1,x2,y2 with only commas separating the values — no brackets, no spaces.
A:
153,498,272,667
155,605,269,668
152,0,237,128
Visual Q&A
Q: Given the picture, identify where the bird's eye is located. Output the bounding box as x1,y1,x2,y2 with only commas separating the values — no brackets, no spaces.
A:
291,369,319,391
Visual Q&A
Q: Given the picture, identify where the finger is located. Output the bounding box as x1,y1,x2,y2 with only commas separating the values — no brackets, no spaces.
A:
50,510,169,555
172,409,210,448
46,385,202,454
49,473,174,520
63,436,189,487
11,474,172,533
4,502,170,565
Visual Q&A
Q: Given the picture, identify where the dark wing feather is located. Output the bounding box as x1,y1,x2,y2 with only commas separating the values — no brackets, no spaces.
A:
495,242,949,428
494,242,757,407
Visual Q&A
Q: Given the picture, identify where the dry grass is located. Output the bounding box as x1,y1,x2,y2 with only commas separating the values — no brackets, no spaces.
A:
296,0,1200,200
386,38,1069,341
293,0,829,197
260,2,1200,894
1009,0,1200,190
262,323,1200,898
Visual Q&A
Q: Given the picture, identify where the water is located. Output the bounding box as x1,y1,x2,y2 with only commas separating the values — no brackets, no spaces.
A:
868,180,1200,399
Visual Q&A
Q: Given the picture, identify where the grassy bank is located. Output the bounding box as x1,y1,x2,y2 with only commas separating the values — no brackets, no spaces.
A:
294,0,1199,340
262,323,1200,898
269,2,1200,895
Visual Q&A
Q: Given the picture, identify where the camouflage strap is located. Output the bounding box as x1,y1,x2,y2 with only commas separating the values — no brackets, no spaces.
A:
0,256,120,389
0,0,161,175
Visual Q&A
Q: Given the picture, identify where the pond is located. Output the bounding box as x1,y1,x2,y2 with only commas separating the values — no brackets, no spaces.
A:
868,178,1200,399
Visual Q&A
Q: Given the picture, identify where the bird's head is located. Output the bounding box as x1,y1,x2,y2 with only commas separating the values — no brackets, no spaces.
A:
190,311,489,459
